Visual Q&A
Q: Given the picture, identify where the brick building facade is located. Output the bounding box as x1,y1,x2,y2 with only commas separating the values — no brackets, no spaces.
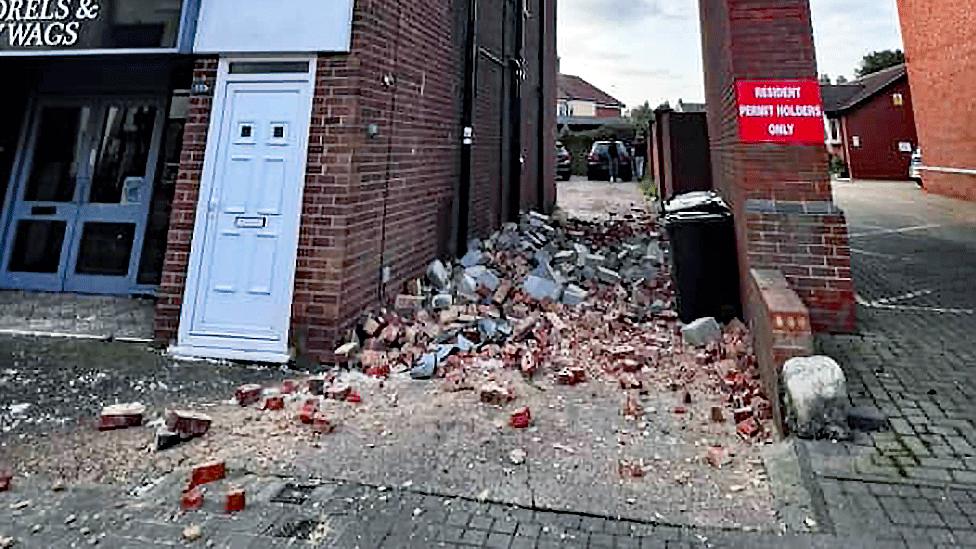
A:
823,65,919,181
0,0,556,364
897,0,976,200
699,0,856,334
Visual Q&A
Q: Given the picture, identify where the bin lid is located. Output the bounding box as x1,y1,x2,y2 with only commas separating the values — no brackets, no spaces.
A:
664,191,728,214
664,209,732,225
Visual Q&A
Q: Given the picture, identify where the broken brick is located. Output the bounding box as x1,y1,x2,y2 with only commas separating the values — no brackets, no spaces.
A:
190,461,226,489
98,403,146,431
299,399,319,424
365,364,391,378
281,380,299,394
326,383,352,401
181,486,204,511
623,394,644,417
0,470,11,492
733,407,753,424
262,396,285,411
155,428,182,451
479,382,515,405
705,446,731,469
556,367,586,385
618,373,643,390
166,410,213,439
308,377,327,395
395,294,426,312
346,391,362,404
235,384,263,406
618,459,646,478
312,414,336,434
510,407,532,429
737,418,761,439
225,488,246,513
710,406,725,423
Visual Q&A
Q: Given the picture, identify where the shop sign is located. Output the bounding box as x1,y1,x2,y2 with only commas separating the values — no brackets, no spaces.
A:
735,79,825,145
0,0,186,52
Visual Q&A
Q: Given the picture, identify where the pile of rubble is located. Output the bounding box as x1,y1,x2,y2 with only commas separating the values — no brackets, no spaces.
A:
335,209,773,443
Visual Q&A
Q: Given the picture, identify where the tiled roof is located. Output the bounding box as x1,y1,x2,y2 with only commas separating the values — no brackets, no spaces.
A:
558,74,625,107
821,64,907,114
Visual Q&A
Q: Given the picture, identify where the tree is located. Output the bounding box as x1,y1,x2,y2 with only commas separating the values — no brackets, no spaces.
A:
856,49,905,77
628,101,653,133
836,75,849,85
819,74,832,84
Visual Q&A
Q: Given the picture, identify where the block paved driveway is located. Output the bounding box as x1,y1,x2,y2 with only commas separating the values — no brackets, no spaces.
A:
813,180,976,547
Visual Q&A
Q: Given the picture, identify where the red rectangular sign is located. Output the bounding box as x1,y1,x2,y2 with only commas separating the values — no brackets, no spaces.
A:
735,79,825,145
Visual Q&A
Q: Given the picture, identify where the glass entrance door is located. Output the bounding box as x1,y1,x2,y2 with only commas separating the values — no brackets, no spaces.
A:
0,97,163,294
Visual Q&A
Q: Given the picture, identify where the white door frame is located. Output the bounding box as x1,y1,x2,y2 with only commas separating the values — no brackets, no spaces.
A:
171,56,317,363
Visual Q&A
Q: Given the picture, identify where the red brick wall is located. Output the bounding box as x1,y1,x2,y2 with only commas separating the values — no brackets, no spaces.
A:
155,0,556,361
293,0,465,359
699,0,855,333
155,57,218,343
843,78,918,180
596,106,621,118
897,0,976,200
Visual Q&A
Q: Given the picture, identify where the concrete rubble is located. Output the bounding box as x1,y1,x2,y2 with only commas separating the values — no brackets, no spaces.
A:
783,356,851,440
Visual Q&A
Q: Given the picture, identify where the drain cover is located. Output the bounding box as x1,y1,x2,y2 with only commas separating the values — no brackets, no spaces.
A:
270,483,317,505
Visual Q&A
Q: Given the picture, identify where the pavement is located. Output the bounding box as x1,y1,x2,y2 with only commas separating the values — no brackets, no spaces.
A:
810,180,976,547
2,178,976,547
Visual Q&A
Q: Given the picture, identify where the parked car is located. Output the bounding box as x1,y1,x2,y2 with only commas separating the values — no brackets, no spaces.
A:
586,141,633,182
909,148,923,187
556,142,573,181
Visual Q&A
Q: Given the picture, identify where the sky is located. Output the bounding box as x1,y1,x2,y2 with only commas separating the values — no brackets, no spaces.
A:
556,0,904,111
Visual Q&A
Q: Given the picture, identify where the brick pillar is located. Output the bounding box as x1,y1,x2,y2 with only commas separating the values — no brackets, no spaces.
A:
154,57,218,345
699,0,855,333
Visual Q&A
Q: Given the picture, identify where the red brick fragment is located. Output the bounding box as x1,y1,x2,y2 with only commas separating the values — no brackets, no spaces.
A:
299,399,319,424
0,469,11,492
737,418,761,439
733,407,753,424
365,364,391,378
225,488,246,513
262,396,285,411
346,391,362,404
281,379,299,394
181,486,204,511
311,414,335,434
235,384,262,406
556,367,586,385
623,394,644,417
705,446,730,469
510,407,532,429
672,406,688,415
617,459,646,478
325,383,352,401
166,410,213,438
190,461,225,489
98,403,145,431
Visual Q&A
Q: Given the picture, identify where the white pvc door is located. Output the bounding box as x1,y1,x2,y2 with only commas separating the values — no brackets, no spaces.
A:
175,61,314,362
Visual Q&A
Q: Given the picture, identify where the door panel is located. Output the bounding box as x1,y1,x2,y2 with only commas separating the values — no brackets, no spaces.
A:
186,81,308,347
0,102,89,291
63,99,163,294
0,97,163,294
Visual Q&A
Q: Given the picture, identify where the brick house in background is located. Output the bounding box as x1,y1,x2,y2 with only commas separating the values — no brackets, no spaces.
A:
0,0,556,363
822,64,918,180
897,0,976,200
557,74,625,120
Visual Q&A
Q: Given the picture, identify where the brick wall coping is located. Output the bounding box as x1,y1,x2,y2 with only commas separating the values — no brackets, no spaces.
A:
745,199,842,215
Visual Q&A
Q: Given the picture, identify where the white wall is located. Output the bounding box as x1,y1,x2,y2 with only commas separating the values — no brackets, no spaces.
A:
194,0,354,54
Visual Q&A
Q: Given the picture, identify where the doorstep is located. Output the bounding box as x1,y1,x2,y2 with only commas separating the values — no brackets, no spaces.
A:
0,291,154,342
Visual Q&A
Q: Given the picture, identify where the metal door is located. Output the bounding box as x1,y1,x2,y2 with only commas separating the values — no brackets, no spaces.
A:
0,96,163,294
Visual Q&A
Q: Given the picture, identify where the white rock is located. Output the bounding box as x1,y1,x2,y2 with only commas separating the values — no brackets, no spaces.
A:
508,449,527,465
782,356,850,440
681,317,721,347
